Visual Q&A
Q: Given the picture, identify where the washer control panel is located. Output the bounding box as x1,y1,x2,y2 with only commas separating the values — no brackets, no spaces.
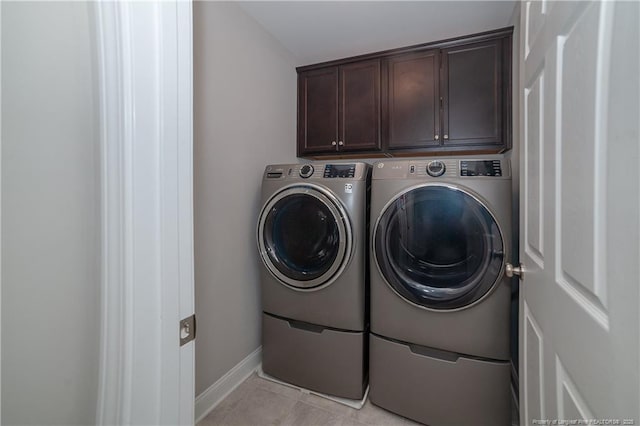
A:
264,163,368,181
460,160,503,177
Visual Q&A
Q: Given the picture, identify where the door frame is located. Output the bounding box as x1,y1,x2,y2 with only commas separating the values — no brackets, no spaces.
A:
0,1,3,421
94,2,194,424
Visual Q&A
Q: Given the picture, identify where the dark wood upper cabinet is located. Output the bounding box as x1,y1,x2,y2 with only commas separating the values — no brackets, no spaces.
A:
387,50,440,150
441,39,503,148
297,27,512,158
339,60,381,152
297,67,339,154
297,60,381,156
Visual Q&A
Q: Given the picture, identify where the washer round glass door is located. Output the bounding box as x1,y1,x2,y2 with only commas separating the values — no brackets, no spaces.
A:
258,184,352,290
373,184,504,310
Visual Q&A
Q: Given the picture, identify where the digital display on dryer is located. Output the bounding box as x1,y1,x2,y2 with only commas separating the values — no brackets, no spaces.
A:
460,160,502,177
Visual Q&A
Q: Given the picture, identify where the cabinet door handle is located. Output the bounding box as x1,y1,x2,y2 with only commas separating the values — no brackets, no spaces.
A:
331,141,337,146
435,134,439,140
338,141,344,146
444,134,449,140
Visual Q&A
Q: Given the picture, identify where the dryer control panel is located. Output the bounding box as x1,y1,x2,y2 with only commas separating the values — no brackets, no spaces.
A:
460,160,502,177
373,158,510,179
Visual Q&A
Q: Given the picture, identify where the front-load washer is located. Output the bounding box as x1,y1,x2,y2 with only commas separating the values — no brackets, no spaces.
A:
257,162,370,399
368,158,512,425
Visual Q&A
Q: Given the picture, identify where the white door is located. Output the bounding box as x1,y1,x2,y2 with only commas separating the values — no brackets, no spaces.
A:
95,2,195,425
520,1,640,425
520,1,639,425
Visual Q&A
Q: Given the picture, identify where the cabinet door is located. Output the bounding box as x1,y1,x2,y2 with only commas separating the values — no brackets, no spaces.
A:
297,67,339,155
441,39,503,147
387,50,440,150
339,59,381,152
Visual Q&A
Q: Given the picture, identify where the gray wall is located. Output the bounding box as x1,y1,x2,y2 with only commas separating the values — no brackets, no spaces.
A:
193,1,298,396
1,2,100,425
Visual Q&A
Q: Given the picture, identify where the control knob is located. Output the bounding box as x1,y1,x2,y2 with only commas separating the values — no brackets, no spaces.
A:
426,160,446,177
299,164,314,178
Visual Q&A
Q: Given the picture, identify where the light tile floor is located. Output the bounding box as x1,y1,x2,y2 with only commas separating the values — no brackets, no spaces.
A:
198,373,420,426
198,372,520,426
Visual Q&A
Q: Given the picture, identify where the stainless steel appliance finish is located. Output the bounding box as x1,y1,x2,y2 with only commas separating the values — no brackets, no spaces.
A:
368,158,512,425
257,162,370,399
262,314,366,399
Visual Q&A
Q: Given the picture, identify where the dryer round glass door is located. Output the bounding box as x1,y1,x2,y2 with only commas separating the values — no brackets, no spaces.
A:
258,184,352,290
374,184,504,310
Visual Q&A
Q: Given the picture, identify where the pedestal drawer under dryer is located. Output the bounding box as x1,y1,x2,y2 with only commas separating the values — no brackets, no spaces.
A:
369,333,511,425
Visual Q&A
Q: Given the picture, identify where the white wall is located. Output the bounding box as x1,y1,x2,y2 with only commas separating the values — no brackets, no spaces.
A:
1,2,100,425
193,1,298,396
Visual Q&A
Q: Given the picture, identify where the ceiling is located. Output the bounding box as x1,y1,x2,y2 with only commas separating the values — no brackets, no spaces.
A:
238,1,517,66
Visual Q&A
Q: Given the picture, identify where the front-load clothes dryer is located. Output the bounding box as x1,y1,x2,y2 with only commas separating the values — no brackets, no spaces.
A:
369,158,512,425
257,162,370,400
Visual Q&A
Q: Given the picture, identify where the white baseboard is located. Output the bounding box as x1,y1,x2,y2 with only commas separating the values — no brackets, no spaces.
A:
194,347,262,424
